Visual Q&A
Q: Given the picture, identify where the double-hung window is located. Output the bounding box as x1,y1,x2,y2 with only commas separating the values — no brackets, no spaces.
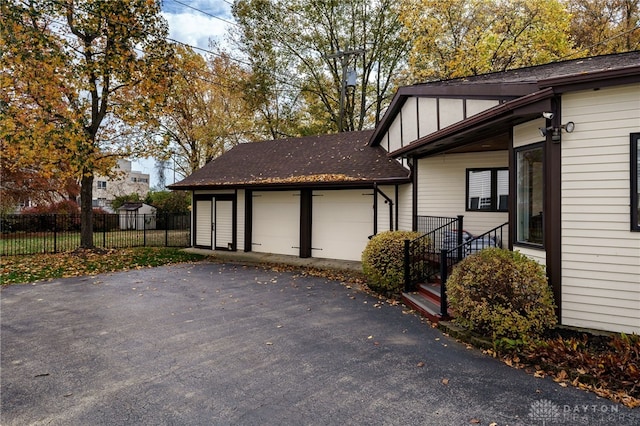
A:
466,168,508,212
516,143,544,246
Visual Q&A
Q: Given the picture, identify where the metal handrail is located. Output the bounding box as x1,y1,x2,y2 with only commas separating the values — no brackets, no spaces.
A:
439,222,509,317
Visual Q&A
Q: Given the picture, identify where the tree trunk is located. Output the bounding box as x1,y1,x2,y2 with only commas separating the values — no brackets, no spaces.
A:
80,171,94,248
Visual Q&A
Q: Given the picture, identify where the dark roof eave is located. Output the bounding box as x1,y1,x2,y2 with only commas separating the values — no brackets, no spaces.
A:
389,88,555,158
169,176,411,191
539,64,640,93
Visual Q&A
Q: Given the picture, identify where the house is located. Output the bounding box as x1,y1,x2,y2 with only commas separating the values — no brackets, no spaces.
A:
172,51,639,334
372,51,640,334
93,159,150,212
118,202,157,230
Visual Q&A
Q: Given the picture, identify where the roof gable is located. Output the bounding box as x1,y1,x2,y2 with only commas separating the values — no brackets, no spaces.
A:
170,130,410,190
370,51,640,148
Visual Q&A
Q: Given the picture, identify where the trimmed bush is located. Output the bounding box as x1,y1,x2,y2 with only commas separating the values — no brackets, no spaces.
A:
362,230,421,296
447,248,556,341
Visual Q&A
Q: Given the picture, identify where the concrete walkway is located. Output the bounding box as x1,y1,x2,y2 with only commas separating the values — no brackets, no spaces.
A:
184,248,364,273
2,261,638,425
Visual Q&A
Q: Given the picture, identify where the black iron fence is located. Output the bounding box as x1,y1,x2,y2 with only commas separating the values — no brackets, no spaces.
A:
0,212,191,256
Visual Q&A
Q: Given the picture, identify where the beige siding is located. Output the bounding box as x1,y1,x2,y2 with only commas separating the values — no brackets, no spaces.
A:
467,99,500,117
401,98,418,144
514,119,545,148
377,185,396,233
397,183,413,231
418,98,438,138
440,98,464,128
389,116,403,153
236,190,245,251
416,151,509,236
515,247,546,267
560,83,640,334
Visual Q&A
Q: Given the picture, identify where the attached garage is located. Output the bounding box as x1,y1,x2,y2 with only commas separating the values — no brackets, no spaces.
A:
170,130,410,261
312,190,374,261
252,191,300,256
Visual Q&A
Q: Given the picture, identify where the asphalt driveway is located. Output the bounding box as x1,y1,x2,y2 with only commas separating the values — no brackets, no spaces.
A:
1,261,638,425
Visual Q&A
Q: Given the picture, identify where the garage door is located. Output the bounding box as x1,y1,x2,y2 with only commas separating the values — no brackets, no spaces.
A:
312,190,374,261
252,191,300,256
214,199,234,250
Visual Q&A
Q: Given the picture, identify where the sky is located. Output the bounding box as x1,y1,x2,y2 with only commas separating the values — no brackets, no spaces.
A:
133,0,235,188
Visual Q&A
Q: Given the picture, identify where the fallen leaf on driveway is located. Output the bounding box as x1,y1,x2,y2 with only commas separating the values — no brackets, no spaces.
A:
417,361,425,368
470,418,480,424
441,378,449,385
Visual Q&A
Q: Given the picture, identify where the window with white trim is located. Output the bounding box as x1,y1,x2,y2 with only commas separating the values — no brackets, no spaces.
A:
466,168,508,212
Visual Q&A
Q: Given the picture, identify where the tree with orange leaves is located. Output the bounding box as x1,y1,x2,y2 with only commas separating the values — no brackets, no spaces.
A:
1,0,174,247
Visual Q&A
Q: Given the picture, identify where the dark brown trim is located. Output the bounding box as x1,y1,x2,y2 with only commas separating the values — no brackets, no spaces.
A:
300,189,312,258
508,128,515,251
244,189,252,252
546,96,562,323
631,133,640,231
390,89,555,157
411,158,418,231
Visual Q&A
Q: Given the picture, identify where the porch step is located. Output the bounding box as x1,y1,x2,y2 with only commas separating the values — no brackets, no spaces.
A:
402,291,443,323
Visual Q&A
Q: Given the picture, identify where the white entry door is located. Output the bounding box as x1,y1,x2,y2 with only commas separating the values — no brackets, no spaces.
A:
195,199,212,247
214,199,234,250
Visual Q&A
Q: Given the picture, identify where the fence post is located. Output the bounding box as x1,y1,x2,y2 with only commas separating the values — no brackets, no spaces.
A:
403,239,411,293
53,214,57,253
456,215,464,261
143,214,147,247
102,213,106,248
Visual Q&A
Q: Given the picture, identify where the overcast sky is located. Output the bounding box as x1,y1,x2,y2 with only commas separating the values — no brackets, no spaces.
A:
134,0,235,188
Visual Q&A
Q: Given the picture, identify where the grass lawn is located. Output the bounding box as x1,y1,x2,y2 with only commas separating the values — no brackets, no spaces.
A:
0,247,207,285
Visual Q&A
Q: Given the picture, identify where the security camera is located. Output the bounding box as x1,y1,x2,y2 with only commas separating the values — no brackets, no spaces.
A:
542,112,554,120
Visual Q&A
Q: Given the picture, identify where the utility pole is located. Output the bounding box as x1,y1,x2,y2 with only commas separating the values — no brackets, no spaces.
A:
326,49,365,132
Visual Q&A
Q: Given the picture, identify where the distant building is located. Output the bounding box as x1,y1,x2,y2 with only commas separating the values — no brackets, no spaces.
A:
93,159,150,212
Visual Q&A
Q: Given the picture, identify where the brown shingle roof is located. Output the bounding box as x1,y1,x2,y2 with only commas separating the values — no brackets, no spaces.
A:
169,130,410,189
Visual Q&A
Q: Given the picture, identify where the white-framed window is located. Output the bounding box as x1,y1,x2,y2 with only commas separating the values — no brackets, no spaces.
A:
466,168,508,212
97,181,107,189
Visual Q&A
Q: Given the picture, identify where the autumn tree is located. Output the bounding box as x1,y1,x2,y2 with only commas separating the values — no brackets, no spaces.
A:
564,0,640,55
160,45,256,178
1,0,174,247
232,0,410,134
400,0,574,81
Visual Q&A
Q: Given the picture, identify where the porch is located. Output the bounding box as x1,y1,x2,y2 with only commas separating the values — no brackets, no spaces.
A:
402,215,509,323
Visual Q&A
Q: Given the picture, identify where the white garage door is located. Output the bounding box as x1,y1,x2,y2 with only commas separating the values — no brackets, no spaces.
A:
312,190,374,261
214,199,234,250
252,191,299,256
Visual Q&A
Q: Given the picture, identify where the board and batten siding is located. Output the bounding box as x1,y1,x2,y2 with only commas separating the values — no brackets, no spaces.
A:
560,84,640,334
513,119,547,266
193,189,243,251
416,151,509,237
383,97,500,153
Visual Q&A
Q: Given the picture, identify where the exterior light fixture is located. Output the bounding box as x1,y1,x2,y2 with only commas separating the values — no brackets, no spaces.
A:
539,122,575,142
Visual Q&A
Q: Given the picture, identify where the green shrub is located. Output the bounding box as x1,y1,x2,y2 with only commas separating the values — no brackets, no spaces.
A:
447,248,556,342
362,230,421,296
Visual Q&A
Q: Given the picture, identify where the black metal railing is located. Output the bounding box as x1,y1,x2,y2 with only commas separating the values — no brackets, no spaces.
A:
0,212,191,256
438,222,509,317
404,215,464,292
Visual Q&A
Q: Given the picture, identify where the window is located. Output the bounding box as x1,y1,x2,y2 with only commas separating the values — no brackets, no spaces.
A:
516,144,544,245
632,133,640,231
466,168,508,212
97,181,107,189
